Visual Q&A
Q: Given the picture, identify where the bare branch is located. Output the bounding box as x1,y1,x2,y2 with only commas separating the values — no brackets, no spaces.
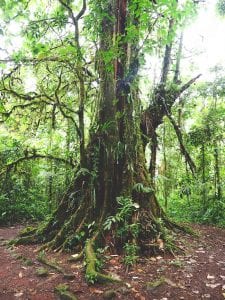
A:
76,0,86,20
163,102,196,175
176,74,201,96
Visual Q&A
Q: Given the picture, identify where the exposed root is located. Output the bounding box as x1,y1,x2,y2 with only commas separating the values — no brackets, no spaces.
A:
163,217,197,236
55,284,78,300
37,239,56,252
85,238,121,284
68,251,84,262
37,251,65,273
19,226,37,237
9,234,39,246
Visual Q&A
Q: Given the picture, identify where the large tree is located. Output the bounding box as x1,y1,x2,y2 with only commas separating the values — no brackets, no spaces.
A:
0,0,196,282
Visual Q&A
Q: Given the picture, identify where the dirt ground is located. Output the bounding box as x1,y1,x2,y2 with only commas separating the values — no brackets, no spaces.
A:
0,224,225,300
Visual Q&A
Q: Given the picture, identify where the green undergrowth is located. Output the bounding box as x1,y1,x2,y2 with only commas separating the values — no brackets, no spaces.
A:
0,193,49,225
158,192,225,228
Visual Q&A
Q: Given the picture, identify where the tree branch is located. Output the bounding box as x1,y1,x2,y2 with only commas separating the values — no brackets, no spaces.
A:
0,56,70,64
163,103,197,175
176,74,201,97
76,0,86,20
0,153,76,177
0,100,52,120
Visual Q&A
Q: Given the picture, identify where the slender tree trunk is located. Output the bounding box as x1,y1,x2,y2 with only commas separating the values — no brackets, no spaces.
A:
201,143,206,208
149,133,158,185
160,19,174,84
214,143,222,200
162,123,168,210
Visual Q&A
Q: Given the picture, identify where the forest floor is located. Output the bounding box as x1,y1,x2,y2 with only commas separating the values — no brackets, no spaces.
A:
0,224,225,300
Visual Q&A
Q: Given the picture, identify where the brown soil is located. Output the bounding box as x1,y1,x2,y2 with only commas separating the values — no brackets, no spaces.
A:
0,224,225,300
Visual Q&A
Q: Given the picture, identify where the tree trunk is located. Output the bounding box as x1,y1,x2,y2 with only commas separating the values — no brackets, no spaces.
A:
201,143,206,208
214,143,222,201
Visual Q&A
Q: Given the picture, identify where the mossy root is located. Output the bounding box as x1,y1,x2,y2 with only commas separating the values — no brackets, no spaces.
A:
55,284,77,300
85,238,121,284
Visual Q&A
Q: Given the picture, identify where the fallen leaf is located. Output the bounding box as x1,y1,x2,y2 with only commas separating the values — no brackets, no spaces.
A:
157,238,164,250
187,258,197,264
206,283,221,288
18,272,23,278
197,247,204,251
109,259,117,264
207,274,215,280
137,268,143,272
222,293,225,298
222,285,225,290
92,289,103,294
165,278,185,289
14,292,23,297
220,275,225,280
202,294,211,298
71,264,82,269
149,257,157,262
109,272,121,281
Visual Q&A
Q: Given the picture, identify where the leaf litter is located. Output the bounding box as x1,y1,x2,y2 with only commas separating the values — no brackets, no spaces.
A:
0,224,225,299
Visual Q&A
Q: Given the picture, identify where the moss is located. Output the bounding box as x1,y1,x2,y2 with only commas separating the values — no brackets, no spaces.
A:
9,235,37,246
19,226,37,237
21,256,34,266
55,284,77,300
11,254,33,266
169,259,184,268
37,251,64,273
25,259,34,266
36,267,49,277
103,289,117,299
146,277,165,290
